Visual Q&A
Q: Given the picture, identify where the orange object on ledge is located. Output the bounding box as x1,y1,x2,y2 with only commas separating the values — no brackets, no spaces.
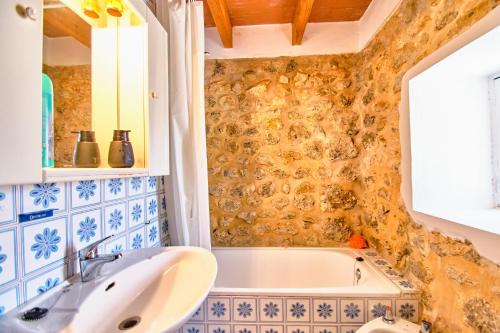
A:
349,234,367,249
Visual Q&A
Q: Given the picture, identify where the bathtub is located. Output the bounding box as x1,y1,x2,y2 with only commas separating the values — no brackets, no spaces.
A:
181,247,420,332
211,247,400,297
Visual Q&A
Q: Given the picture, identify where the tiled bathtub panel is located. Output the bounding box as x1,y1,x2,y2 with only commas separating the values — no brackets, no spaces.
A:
0,176,169,314
186,294,419,332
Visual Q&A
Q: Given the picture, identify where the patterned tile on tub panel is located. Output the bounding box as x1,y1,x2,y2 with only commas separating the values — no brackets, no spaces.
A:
104,178,126,202
21,182,66,214
146,194,159,221
367,299,392,321
70,180,101,209
339,300,364,324
183,323,205,333
233,298,257,322
393,279,418,294
395,299,419,323
234,325,257,333
159,192,167,216
339,326,361,333
189,303,205,322
146,176,158,193
128,177,145,197
259,298,283,322
285,298,310,322
22,217,67,275
260,325,284,333
312,299,337,323
207,297,231,321
105,235,127,255
129,226,145,250
24,264,65,301
0,186,15,224
128,198,145,228
146,219,160,247
0,228,17,286
312,326,338,333
0,286,19,316
207,324,230,333
285,325,310,333
104,202,126,236
71,208,102,254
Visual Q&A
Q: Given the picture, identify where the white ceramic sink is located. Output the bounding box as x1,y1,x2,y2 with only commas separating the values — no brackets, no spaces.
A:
357,317,421,333
0,246,217,333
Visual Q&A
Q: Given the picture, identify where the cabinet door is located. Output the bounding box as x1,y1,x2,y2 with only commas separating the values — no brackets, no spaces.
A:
0,0,42,185
147,9,170,176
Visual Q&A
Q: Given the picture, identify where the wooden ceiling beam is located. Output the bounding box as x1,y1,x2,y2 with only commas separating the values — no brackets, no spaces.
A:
292,0,315,45
206,0,233,48
43,8,91,48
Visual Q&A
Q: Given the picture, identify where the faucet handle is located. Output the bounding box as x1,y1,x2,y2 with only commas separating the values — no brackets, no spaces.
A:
78,235,114,259
382,305,395,324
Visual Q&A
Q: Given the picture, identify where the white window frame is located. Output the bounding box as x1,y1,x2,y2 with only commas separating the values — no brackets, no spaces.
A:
489,73,500,207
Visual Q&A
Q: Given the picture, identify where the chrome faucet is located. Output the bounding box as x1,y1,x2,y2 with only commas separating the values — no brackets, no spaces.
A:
78,235,122,282
420,320,432,333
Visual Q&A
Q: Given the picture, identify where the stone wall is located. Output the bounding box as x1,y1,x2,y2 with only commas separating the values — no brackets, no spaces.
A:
43,65,92,167
205,55,365,247
205,0,500,332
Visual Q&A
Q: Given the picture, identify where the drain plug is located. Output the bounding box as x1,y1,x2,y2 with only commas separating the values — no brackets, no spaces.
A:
118,316,141,330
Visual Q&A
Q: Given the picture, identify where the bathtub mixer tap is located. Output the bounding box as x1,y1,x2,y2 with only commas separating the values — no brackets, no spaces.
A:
382,305,395,324
78,235,122,282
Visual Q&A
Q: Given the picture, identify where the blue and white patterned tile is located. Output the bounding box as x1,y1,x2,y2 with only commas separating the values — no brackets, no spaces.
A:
160,217,169,242
339,300,364,324
286,325,310,333
104,203,126,237
146,194,159,221
104,178,125,202
395,299,418,323
21,217,67,274
128,177,145,197
366,299,392,321
393,279,418,294
104,235,127,255
128,198,145,229
312,326,338,333
371,258,390,268
0,286,19,316
146,176,158,193
24,264,65,300
129,227,144,250
0,228,17,286
159,192,167,216
207,297,231,321
21,182,66,214
233,298,256,322
182,323,205,333
259,298,283,322
71,209,102,253
260,325,284,333
286,299,310,322
207,324,230,333
382,267,401,279
0,186,15,224
146,219,160,247
234,325,257,333
189,303,205,322
71,180,101,209
312,299,337,323
339,326,361,333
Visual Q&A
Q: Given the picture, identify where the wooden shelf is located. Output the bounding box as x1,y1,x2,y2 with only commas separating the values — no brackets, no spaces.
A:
43,167,148,182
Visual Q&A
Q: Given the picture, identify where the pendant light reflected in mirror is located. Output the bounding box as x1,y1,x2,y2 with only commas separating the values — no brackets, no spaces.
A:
82,0,100,19
106,0,124,17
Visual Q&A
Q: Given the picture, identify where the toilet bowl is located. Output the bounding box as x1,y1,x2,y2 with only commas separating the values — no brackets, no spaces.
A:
357,317,421,333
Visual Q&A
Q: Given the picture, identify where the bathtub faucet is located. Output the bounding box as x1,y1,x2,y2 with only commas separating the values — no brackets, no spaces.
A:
78,235,122,282
382,306,395,324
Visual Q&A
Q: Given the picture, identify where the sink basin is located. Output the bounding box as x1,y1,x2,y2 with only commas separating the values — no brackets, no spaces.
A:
0,246,217,333
357,317,421,333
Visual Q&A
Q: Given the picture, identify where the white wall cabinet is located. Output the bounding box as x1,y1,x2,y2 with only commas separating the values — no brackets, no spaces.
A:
0,0,169,185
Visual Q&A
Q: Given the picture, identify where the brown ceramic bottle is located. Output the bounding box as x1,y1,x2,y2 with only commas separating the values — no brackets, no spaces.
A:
73,131,101,168
108,130,135,168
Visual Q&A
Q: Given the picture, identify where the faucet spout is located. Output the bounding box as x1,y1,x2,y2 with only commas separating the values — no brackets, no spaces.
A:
78,236,122,282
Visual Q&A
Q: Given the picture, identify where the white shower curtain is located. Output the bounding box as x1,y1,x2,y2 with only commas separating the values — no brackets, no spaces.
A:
157,0,211,249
